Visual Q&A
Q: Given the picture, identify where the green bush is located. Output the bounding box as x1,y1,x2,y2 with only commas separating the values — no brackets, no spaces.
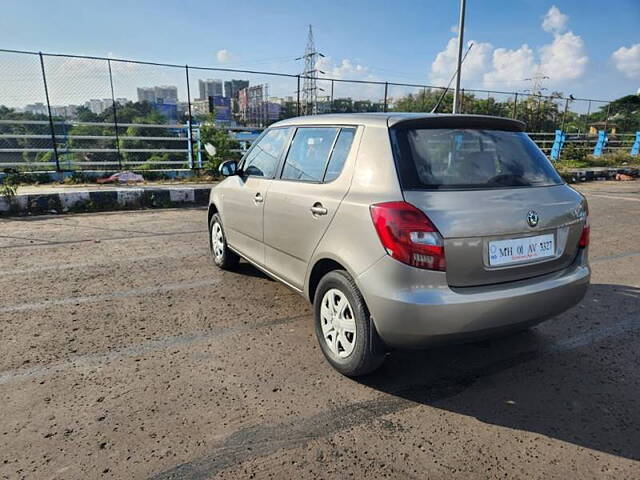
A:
200,119,241,173
559,142,588,164
0,175,18,200
61,171,92,184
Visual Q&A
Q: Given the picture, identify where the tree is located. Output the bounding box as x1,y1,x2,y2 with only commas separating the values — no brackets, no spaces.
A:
106,101,154,123
393,89,453,113
391,89,575,132
331,98,353,113
279,101,298,119
75,106,99,122
597,95,640,132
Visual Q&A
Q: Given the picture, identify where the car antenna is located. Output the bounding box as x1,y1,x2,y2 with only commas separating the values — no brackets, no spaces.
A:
431,42,474,114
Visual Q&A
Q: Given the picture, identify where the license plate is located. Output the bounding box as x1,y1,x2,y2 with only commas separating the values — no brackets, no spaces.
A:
488,233,555,267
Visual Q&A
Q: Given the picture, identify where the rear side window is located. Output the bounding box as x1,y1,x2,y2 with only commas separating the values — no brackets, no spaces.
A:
282,127,338,182
392,128,563,189
324,128,356,182
243,127,291,178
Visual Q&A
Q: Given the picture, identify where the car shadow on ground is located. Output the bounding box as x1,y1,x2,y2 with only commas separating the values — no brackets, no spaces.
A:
359,284,640,462
231,261,274,280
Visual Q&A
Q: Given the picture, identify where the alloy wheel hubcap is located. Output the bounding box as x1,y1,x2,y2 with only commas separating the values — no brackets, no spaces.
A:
320,289,356,358
211,222,224,261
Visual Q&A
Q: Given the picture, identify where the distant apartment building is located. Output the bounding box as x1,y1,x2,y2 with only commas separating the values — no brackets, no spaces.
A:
50,105,79,118
224,79,249,99
238,84,280,125
198,79,223,100
137,86,178,104
154,86,178,104
267,102,281,121
85,99,112,115
137,87,156,103
237,87,251,122
23,103,48,116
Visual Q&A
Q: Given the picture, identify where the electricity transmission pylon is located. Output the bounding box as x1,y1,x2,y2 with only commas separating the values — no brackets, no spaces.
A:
524,68,550,96
297,25,324,115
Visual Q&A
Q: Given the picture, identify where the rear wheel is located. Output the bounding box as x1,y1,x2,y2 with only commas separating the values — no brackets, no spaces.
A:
314,270,386,376
209,213,239,270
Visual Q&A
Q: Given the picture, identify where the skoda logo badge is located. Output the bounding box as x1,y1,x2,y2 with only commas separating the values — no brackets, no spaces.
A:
527,210,539,227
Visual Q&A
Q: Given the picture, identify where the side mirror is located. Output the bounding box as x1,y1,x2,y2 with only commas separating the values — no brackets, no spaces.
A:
219,160,238,177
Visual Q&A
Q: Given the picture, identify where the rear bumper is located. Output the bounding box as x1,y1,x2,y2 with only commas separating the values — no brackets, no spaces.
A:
357,250,590,349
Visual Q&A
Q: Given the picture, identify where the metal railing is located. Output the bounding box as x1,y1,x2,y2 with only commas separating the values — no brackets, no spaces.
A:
0,118,193,170
0,48,632,172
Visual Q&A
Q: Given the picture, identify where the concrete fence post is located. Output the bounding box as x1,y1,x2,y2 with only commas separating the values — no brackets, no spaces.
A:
550,130,566,161
593,130,607,157
631,132,640,156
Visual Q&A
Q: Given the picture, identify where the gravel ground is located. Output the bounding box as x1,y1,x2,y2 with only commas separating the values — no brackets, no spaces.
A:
0,182,639,479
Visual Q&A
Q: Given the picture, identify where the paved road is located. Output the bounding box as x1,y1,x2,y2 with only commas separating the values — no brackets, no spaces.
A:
1,182,639,479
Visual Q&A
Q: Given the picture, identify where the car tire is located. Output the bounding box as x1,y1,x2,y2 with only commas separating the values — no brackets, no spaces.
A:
209,213,239,270
314,270,386,377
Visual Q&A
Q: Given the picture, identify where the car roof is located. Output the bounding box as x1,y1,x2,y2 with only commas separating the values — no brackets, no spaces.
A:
270,113,526,130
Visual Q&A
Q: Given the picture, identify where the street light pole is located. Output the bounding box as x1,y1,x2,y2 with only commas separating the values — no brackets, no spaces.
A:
452,0,466,114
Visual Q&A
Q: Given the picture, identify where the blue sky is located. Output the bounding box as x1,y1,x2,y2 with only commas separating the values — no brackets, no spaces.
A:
1,0,639,105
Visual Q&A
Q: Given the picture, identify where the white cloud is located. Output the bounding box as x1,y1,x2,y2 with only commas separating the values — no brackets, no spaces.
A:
318,57,371,79
216,49,231,63
542,5,568,34
428,38,492,87
483,45,536,87
450,24,458,34
539,30,588,82
427,5,588,90
317,56,384,100
611,44,640,79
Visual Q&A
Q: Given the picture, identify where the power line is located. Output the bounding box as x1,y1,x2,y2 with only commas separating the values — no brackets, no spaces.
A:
214,55,299,68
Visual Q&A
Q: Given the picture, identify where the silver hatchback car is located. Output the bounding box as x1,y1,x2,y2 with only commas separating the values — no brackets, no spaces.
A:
208,113,590,376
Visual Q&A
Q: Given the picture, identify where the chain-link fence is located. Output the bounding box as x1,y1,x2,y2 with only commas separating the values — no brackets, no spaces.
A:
0,48,635,173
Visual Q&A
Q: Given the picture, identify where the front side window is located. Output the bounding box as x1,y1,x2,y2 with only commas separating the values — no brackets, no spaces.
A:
281,127,339,182
392,128,563,189
243,127,291,178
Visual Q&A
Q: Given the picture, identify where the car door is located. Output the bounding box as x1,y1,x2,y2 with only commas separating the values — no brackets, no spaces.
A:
221,127,292,266
263,126,358,289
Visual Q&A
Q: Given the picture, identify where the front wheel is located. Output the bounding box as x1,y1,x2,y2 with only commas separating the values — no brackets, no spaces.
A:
314,270,386,377
209,213,239,270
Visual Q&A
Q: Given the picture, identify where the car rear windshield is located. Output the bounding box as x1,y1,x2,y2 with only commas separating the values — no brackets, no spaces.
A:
391,128,563,190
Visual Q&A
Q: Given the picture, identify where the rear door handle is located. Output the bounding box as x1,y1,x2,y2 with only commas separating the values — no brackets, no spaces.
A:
254,193,263,204
310,203,328,216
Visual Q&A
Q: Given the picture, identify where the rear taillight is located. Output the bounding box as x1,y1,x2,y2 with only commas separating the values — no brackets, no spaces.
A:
579,221,590,248
370,201,446,271
579,202,589,248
